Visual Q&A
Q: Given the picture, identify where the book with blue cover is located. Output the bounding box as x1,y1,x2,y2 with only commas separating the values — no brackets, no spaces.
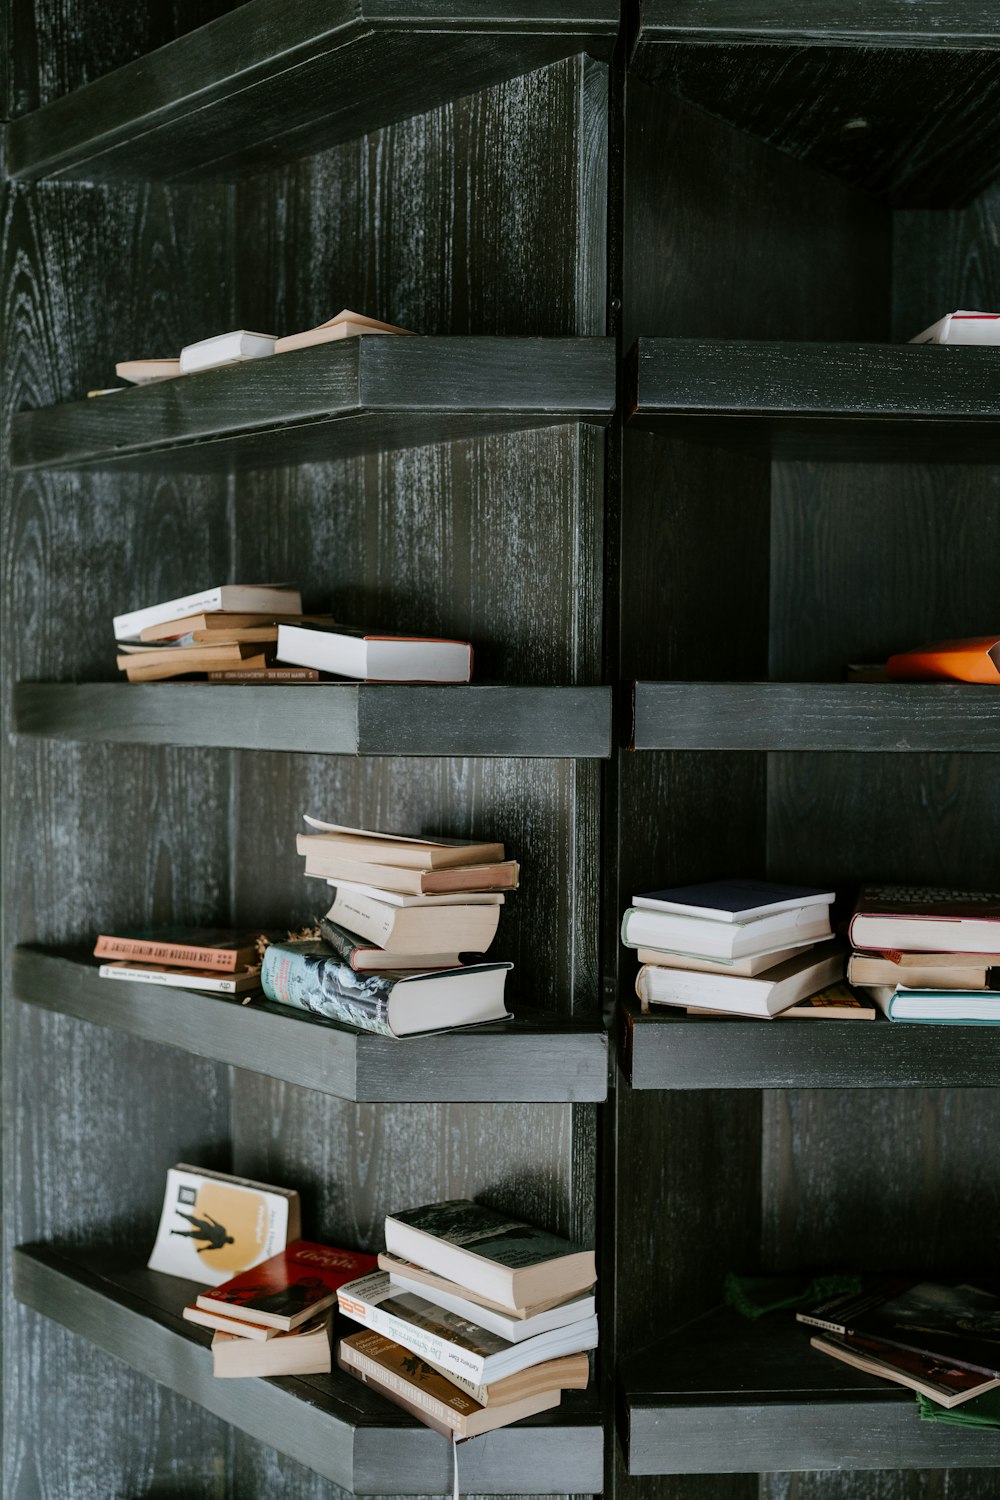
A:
632,878,835,923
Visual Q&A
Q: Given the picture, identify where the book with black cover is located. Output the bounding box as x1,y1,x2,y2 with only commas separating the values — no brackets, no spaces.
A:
798,1281,1000,1378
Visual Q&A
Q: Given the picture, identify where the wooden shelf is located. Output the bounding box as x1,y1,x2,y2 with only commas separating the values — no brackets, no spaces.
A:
620,996,1000,1091
15,683,613,759
630,3,1000,206
11,337,615,473
631,682,1000,753
627,339,1000,460
620,1305,1000,1475
15,948,609,1104
13,1244,604,1495
7,1,619,183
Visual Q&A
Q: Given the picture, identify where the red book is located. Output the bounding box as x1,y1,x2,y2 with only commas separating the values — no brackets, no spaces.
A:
195,1240,378,1330
93,927,280,973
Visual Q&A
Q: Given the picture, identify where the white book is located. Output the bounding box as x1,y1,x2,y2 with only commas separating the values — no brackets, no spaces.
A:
179,329,276,373
114,585,301,642
870,986,1000,1023
621,904,832,960
98,961,260,994
910,310,1000,345
147,1164,299,1284
634,945,800,976
386,1271,596,1343
635,941,845,1017
277,623,472,682
322,877,504,907
337,1271,598,1384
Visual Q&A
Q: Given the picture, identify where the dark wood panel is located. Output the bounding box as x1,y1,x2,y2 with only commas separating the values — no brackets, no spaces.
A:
13,1244,604,1496
15,683,614,758
620,1307,1000,1476
11,337,615,472
630,32,1000,207
893,179,1000,342
8,1,619,183
620,997,1000,1091
15,947,609,1103
632,682,1000,752
635,1,1000,46
628,339,1000,460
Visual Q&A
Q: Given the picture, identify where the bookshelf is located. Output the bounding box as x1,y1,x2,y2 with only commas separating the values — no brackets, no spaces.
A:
13,1244,603,1494
5,2,1000,1497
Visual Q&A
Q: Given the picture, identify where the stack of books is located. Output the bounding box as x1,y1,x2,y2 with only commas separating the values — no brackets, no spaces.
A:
94,927,280,995
336,1199,597,1438
848,887,1000,1023
183,1239,378,1379
622,878,864,1020
258,820,518,1037
114,583,334,682
800,1280,1000,1410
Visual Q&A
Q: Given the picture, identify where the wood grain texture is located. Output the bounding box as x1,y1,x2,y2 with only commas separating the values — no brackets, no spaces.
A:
635,1,1000,46
630,38,1000,207
621,1307,1000,1475
15,683,614,757
893,178,1000,341
631,681,1000,752
620,996,1000,1091
8,2,619,182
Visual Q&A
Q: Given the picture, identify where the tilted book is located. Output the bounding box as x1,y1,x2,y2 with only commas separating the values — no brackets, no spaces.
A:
260,941,511,1037
337,1270,598,1383
383,1199,596,1310
212,1313,332,1377
196,1240,378,1330
798,1281,1000,1378
114,585,301,641
147,1164,300,1286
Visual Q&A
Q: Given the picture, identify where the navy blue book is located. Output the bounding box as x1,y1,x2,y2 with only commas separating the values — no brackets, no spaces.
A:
632,878,835,924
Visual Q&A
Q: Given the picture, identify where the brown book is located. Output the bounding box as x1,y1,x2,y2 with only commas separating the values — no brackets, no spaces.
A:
299,842,519,895
183,1302,278,1341
206,667,322,683
120,645,268,681
274,309,413,355
140,612,335,642
337,1330,561,1437
212,1313,332,1377
94,927,274,973
300,823,506,870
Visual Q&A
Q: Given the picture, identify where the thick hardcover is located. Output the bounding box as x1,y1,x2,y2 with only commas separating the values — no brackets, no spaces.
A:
631,878,834,922
197,1240,378,1330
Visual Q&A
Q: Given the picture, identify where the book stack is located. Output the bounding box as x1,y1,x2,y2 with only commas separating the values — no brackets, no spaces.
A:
848,887,1000,1023
259,820,517,1037
622,878,863,1020
800,1280,1000,1411
183,1239,378,1379
94,926,281,995
114,583,335,683
336,1199,597,1439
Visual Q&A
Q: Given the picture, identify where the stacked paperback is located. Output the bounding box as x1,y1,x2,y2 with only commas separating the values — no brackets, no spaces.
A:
622,878,865,1020
336,1199,597,1438
800,1280,1000,1411
114,583,328,683
848,887,1000,1023
260,819,517,1036
94,926,277,995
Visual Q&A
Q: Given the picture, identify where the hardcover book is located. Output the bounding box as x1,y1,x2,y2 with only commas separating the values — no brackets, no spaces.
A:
259,941,511,1037
850,887,1000,954
635,942,845,1018
631,878,834,922
147,1165,300,1285
276,623,473,683
337,1270,598,1383
319,918,466,972
196,1240,378,1330
621,904,832,962
383,1199,595,1310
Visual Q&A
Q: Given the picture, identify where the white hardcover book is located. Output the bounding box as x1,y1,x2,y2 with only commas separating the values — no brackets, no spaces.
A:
277,623,473,682
634,945,799,976
179,330,276,373
621,904,832,960
635,941,845,1018
631,879,834,922
910,310,1000,345
882,987,1000,1023
114,585,301,641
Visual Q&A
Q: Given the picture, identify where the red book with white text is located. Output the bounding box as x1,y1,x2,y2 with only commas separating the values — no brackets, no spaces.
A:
195,1240,378,1330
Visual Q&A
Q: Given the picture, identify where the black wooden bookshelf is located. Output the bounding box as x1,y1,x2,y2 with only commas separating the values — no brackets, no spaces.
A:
631,682,1000,752
620,996,1000,1091
13,1244,604,1495
629,2,1000,206
619,1306,1000,1475
16,683,613,758
15,948,608,1103
7,1,619,183
12,337,615,473
626,339,1000,460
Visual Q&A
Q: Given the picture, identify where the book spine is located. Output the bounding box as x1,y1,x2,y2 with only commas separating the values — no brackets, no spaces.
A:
318,918,365,969
206,668,319,682
99,965,240,993
94,937,239,971
260,946,396,1037
342,1346,469,1431
796,1312,849,1335
326,889,394,946
338,1296,487,1381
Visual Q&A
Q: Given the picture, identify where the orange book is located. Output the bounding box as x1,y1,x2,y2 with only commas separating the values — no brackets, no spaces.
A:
886,637,1000,685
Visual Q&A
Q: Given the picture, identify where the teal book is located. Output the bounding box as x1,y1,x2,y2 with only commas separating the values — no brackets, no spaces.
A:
384,1199,596,1311
259,941,510,1039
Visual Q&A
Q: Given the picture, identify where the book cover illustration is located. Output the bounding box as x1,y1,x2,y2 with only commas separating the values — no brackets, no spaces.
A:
147,1165,295,1285
199,1240,378,1327
261,941,398,1034
390,1199,588,1271
806,1281,1000,1377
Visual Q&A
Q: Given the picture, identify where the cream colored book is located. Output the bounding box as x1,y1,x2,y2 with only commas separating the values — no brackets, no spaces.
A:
115,358,182,383
274,309,413,354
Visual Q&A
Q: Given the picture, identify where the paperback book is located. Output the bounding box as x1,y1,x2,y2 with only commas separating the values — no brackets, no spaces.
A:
196,1240,378,1330
798,1281,1000,1377
212,1313,332,1378
147,1165,300,1284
